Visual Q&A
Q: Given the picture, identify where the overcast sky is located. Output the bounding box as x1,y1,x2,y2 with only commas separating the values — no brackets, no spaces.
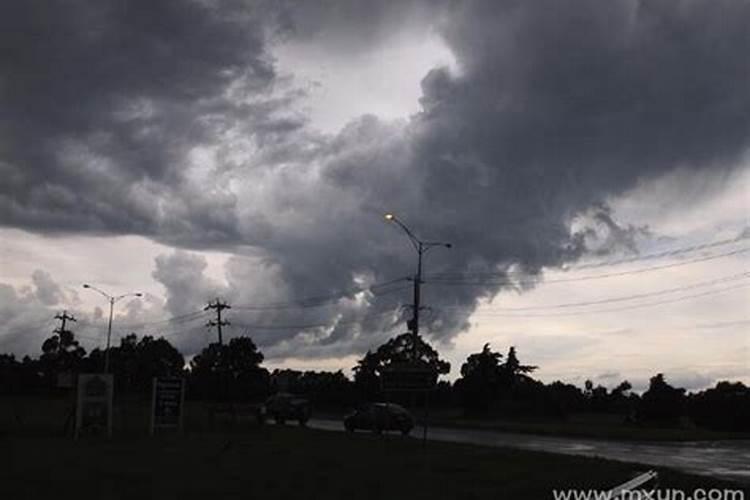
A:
1,0,748,391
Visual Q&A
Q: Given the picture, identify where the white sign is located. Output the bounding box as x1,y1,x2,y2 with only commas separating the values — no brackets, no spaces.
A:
75,374,113,439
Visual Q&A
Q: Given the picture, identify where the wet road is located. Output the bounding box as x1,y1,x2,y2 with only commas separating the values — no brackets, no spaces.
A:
309,419,750,484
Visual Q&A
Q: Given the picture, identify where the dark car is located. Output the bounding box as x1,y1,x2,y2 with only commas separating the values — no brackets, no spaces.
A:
344,402,414,435
264,393,312,426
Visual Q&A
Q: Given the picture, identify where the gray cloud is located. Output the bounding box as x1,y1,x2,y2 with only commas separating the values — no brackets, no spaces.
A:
0,0,290,244
2,1,749,362
31,269,64,306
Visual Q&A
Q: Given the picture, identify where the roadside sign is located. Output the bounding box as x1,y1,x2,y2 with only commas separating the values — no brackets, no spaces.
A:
150,377,185,435
381,363,437,391
74,373,113,439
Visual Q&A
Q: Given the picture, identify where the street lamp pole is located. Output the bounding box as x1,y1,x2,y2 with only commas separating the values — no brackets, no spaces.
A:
384,213,451,360
82,284,142,373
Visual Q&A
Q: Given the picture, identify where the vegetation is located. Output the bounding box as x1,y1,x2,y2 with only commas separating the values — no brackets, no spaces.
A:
2,328,750,437
3,426,747,500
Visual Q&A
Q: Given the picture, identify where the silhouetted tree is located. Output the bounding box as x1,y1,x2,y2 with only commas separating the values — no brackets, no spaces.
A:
689,381,750,432
39,328,86,387
85,334,184,393
353,350,382,401
544,381,586,416
498,346,537,397
455,343,503,413
608,380,635,414
189,336,269,400
637,373,686,426
352,333,450,402
0,354,24,394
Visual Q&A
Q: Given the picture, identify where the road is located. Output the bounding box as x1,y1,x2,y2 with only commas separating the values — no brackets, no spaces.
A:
309,419,750,484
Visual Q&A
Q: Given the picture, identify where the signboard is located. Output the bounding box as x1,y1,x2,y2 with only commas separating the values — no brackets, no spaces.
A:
75,373,113,439
381,363,437,392
150,377,185,435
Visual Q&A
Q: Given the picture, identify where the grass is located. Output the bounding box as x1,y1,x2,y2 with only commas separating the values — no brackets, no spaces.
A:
2,426,748,500
1,396,748,499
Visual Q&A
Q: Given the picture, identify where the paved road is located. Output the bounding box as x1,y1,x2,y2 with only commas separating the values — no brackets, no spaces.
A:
309,419,750,484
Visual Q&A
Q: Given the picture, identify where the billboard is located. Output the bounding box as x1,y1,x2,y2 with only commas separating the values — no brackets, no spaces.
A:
75,374,113,439
150,377,185,435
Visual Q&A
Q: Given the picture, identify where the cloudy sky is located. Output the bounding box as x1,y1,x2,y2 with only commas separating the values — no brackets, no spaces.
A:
1,0,748,391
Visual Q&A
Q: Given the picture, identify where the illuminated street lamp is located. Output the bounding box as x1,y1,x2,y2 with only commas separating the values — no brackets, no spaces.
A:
82,284,142,373
384,213,451,358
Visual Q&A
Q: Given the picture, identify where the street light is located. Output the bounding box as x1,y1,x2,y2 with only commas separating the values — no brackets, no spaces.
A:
384,213,451,359
82,284,143,373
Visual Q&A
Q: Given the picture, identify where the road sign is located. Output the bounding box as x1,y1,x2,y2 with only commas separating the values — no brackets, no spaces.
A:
74,373,113,439
381,363,437,391
150,377,185,435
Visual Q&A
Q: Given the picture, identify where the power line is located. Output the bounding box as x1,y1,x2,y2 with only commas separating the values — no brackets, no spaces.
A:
427,234,749,281
570,234,748,270
469,282,750,318
116,309,209,329
439,271,750,312
425,247,750,286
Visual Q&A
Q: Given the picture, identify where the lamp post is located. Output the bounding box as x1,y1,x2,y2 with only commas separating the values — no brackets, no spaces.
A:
384,213,451,360
82,284,142,373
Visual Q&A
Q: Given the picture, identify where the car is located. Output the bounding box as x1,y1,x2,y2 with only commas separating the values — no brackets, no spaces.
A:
264,393,312,426
344,402,414,435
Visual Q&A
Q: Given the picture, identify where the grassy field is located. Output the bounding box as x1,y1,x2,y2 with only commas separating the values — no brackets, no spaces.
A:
2,425,748,500
2,396,748,499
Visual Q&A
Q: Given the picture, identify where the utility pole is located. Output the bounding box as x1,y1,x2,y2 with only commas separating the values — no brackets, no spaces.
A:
409,243,424,359
54,310,77,337
384,213,451,361
205,298,231,345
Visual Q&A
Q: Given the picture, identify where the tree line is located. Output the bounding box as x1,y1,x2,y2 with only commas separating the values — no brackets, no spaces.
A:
0,327,748,432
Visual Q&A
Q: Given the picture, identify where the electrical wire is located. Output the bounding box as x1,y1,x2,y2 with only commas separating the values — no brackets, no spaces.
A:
437,271,750,312
425,247,750,286
469,282,750,318
426,234,749,281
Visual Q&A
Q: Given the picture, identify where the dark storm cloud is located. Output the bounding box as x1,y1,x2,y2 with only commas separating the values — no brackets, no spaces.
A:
242,0,750,357
0,0,289,243
2,1,749,361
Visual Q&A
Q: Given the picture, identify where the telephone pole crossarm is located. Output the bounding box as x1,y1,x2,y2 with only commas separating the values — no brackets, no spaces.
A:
205,299,231,345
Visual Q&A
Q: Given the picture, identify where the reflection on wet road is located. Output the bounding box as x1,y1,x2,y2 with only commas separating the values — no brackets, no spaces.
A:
309,419,750,484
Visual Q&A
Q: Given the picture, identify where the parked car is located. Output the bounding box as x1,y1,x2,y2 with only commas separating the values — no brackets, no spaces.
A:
344,402,414,435
264,393,312,426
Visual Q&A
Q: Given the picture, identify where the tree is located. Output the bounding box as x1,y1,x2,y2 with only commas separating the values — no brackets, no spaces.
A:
498,347,537,392
455,345,544,415
189,336,269,400
637,373,686,426
352,333,451,401
545,381,586,416
87,334,184,393
689,381,750,432
353,350,382,401
455,343,503,413
39,328,86,386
